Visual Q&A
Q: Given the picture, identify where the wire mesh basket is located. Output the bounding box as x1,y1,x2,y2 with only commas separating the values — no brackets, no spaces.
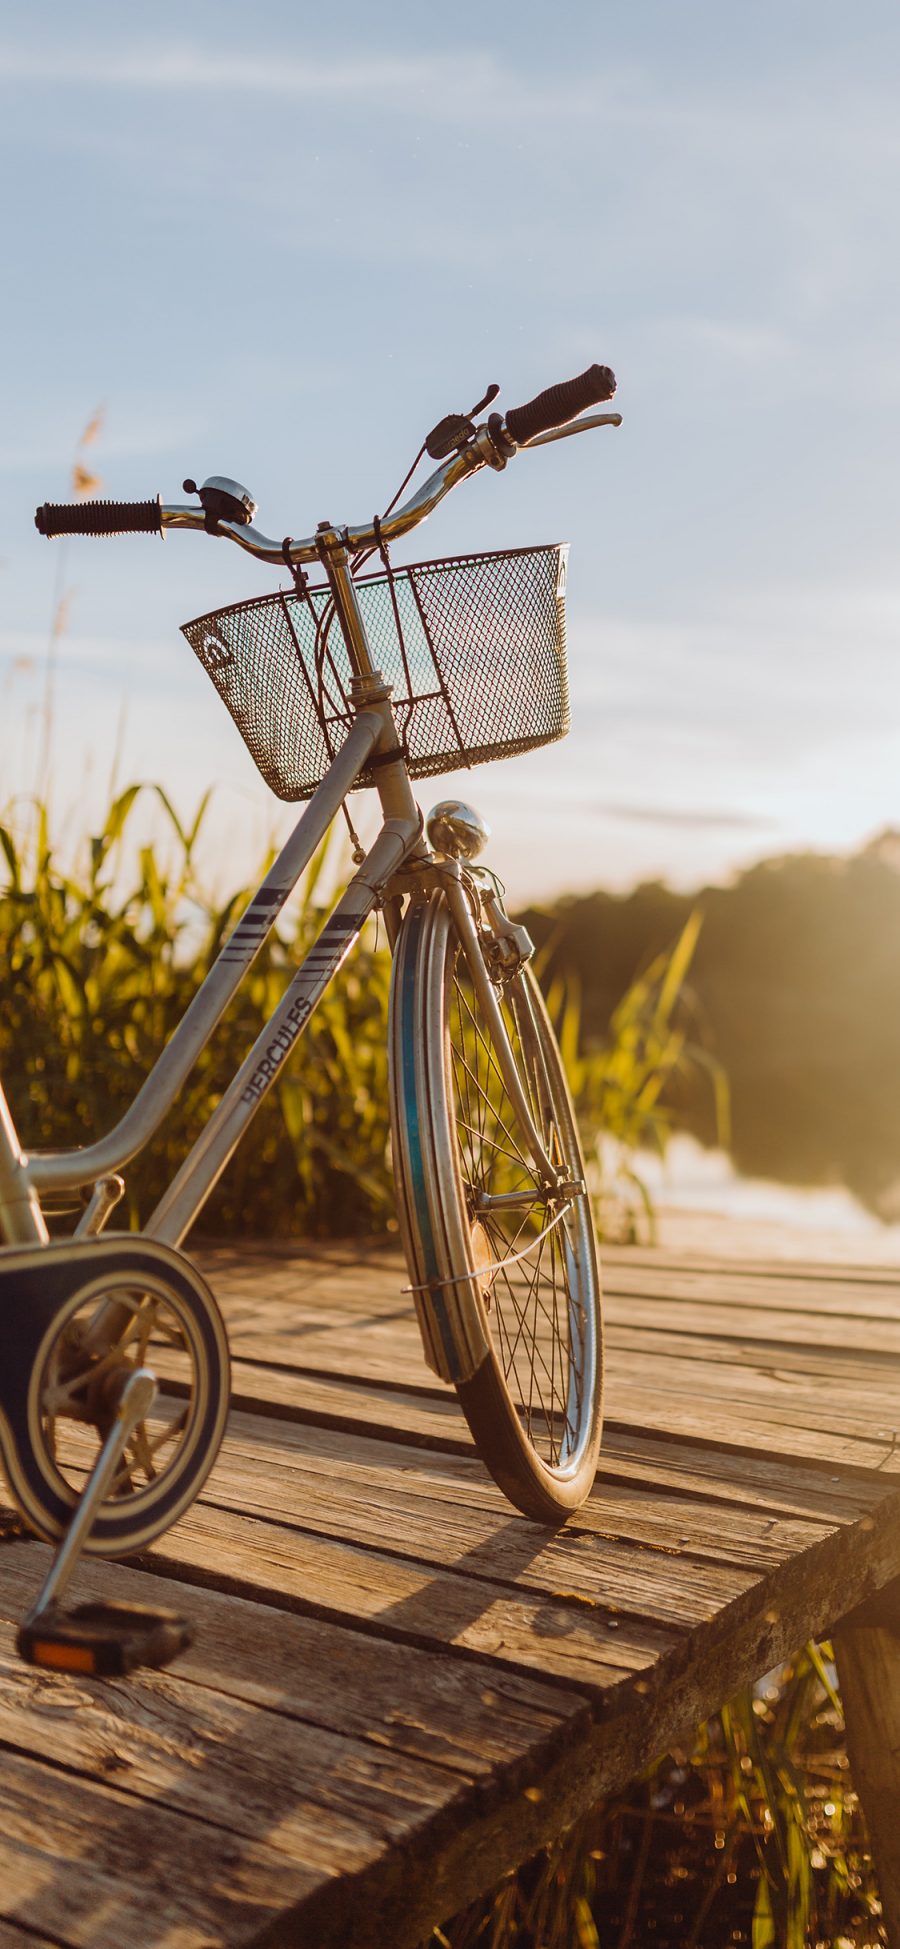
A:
181,542,570,801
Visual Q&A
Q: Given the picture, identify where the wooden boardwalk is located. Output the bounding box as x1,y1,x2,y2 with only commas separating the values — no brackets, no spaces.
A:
2,1239,900,1948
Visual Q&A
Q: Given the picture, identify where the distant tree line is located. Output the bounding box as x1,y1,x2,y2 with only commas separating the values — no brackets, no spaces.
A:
519,833,900,1220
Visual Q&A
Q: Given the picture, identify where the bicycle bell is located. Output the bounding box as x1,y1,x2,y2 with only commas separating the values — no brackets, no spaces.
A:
183,476,258,526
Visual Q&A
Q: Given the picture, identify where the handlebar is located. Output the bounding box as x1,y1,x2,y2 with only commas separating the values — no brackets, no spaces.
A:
505,363,616,447
34,363,620,566
35,497,163,539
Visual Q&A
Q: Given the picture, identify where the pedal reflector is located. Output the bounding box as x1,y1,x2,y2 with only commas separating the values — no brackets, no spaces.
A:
18,1600,193,1676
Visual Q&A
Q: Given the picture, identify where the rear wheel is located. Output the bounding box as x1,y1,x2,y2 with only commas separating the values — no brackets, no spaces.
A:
391,894,603,1521
3,1239,231,1555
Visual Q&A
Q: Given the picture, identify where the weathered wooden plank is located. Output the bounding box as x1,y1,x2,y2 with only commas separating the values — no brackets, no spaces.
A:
609,1325,900,1397
232,1330,900,1419
0,1546,585,1784
218,1349,900,1476
604,1259,900,1316
200,1246,900,1352
605,1294,900,1353
144,1501,687,1684
0,1746,320,1949
139,1468,900,1947
209,1307,900,1415
223,1348,863,1432
223,1320,432,1388
607,1372,900,1450
577,1314,895,1385
202,1250,411,1323
226,1340,900,1477
603,1379,900,1473
600,1245,900,1288
591,1427,900,1523
0,1627,482,1885
228,1355,473,1451
210,1408,839,1579
204,1259,900,1398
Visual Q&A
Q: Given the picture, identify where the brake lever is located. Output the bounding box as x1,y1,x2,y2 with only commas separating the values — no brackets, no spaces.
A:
425,382,501,460
524,412,623,448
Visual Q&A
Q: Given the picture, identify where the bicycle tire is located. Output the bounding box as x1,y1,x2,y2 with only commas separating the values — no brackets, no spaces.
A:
0,1237,230,1555
390,893,603,1522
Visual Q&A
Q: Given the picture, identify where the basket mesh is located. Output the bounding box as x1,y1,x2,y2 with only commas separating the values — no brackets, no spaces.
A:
180,543,570,801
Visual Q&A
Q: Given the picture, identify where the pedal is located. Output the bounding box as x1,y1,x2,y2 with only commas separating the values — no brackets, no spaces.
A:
17,1599,193,1676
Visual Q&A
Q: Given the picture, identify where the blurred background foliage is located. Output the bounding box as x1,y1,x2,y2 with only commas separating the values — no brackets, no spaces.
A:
521,833,900,1225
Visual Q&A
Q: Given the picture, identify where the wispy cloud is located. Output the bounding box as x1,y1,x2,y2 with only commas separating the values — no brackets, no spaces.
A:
591,803,778,830
0,45,447,95
0,43,538,114
3,40,898,161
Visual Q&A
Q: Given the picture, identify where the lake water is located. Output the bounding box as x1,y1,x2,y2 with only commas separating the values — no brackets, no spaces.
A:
629,1134,900,1265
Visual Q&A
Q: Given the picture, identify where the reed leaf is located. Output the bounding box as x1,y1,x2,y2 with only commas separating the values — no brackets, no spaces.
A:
0,787,392,1237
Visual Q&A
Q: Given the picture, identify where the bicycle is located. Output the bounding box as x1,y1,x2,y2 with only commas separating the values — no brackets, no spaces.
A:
1,363,621,1673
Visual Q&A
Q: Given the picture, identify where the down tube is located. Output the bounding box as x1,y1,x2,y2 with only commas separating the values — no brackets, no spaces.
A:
145,818,418,1248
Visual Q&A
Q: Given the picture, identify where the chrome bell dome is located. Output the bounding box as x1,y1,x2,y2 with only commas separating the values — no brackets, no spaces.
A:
425,800,491,862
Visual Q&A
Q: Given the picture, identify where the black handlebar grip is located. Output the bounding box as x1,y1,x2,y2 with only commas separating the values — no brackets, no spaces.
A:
35,497,163,538
504,364,617,446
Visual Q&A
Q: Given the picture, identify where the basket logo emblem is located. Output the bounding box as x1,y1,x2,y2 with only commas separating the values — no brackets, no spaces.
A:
556,549,569,598
202,632,234,671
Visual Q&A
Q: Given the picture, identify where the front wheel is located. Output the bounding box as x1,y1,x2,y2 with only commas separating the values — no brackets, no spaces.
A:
390,892,603,1522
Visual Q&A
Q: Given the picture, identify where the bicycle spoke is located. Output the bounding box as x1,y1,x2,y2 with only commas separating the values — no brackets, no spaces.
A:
454,1115,533,1180
38,1287,206,1520
486,1211,573,1346
452,1042,531,1177
490,1239,562,1407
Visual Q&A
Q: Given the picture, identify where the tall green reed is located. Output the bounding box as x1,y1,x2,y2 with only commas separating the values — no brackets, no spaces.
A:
0,785,392,1236
430,1644,882,1948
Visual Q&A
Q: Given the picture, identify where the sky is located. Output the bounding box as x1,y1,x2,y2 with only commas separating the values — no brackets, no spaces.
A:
2,0,900,903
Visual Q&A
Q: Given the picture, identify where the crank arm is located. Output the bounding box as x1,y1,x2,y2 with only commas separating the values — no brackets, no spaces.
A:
18,1367,191,1676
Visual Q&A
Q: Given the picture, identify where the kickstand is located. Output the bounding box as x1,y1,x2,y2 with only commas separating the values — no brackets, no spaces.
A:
17,1366,193,1676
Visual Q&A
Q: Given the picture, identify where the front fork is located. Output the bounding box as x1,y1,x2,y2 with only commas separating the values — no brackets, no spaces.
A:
445,869,567,1195
387,831,562,1194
